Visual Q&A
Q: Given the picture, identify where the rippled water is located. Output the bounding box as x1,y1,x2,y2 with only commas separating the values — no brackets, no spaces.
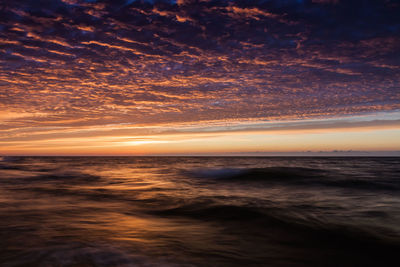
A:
0,156,399,266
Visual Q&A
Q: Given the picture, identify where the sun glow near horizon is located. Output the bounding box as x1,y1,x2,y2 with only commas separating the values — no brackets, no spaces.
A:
2,112,399,156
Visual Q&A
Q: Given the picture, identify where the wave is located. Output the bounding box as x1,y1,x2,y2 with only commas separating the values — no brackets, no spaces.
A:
34,171,102,183
190,167,327,180
154,202,273,221
189,167,400,191
152,200,400,246
0,169,102,186
0,243,165,267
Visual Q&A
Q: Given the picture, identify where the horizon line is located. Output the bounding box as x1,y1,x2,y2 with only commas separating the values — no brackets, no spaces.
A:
2,151,400,157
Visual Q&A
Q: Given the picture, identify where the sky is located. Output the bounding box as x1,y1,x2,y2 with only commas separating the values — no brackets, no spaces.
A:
0,0,399,155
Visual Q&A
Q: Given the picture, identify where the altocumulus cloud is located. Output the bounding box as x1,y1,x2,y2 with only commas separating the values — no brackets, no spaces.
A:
0,0,399,134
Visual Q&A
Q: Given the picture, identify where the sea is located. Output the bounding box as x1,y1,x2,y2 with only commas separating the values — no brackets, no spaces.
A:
0,156,399,266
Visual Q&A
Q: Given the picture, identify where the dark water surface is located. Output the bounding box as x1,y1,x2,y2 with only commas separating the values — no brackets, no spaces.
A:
0,156,399,266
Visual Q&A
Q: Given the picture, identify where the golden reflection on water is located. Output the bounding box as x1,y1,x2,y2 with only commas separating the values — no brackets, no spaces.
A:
0,157,399,266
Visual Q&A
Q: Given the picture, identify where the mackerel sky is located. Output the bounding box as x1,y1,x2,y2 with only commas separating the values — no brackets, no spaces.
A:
1,0,399,154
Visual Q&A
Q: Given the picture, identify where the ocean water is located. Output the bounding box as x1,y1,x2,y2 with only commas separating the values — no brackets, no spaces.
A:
0,156,399,266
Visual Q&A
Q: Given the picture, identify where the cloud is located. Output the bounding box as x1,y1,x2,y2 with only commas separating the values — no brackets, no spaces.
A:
0,0,399,143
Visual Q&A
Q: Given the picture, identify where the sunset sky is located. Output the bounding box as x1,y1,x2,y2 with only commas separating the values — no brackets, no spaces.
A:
1,0,399,155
